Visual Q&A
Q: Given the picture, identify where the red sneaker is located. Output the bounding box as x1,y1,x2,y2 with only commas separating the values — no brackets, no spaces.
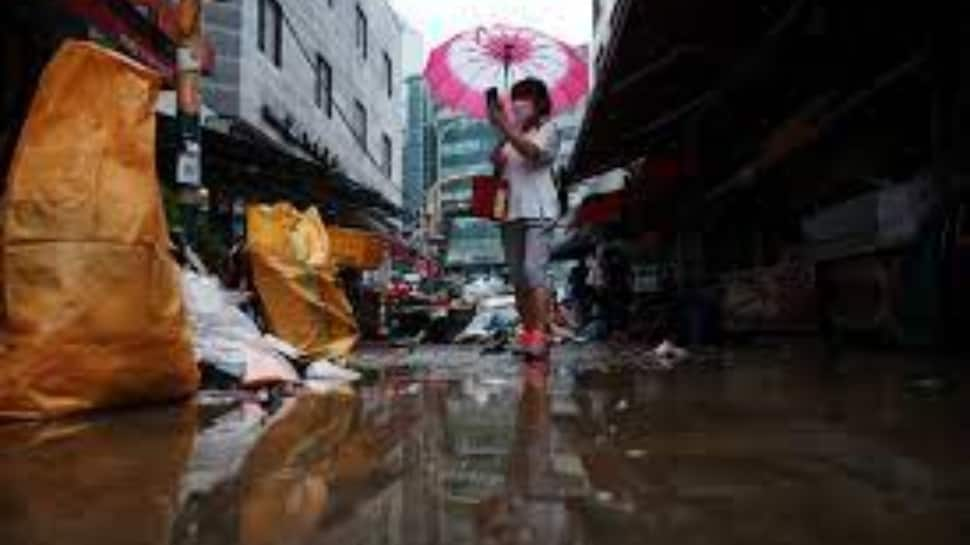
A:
513,329,550,359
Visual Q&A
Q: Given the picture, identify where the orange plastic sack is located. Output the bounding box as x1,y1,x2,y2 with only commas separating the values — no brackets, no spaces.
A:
0,41,199,419
247,204,359,358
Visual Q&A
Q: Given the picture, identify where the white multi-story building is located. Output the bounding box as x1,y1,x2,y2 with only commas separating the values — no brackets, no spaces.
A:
203,0,404,207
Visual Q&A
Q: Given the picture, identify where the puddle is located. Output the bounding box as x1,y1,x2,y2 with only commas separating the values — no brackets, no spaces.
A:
0,346,968,544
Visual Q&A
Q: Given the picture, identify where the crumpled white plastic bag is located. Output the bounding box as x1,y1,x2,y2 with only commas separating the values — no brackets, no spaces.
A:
181,271,299,386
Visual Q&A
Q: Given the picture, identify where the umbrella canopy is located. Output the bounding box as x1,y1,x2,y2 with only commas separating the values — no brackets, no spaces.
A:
424,24,588,119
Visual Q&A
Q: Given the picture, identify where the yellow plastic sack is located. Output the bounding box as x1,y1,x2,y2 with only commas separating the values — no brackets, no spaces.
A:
247,204,359,358
0,41,199,419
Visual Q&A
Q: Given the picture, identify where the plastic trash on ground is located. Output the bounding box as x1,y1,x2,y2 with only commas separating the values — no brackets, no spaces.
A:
653,339,690,367
302,359,360,394
0,41,198,419
181,270,299,388
454,295,519,343
461,276,508,305
305,359,362,382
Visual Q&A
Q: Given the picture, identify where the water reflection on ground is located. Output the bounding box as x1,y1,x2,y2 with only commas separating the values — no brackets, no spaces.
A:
0,344,968,544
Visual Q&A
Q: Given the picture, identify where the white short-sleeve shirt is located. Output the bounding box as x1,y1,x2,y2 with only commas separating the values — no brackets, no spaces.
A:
502,121,561,221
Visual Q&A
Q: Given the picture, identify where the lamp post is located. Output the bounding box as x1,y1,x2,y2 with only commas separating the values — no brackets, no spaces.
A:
174,0,204,243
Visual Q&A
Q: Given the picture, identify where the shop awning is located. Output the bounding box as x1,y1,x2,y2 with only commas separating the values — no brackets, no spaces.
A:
156,115,403,220
574,189,627,227
566,0,814,182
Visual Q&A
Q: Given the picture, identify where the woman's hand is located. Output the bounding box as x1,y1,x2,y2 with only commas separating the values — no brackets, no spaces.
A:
489,100,545,164
487,102,511,135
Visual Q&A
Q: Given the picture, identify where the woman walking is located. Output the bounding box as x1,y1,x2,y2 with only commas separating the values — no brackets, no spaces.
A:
488,78,561,365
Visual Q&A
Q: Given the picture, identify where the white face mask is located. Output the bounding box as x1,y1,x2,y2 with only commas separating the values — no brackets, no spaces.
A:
511,100,535,128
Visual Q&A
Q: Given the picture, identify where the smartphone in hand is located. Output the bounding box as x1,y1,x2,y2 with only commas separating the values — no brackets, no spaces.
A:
485,87,499,112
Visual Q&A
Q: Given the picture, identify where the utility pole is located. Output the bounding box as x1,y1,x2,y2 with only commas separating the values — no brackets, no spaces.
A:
174,0,205,243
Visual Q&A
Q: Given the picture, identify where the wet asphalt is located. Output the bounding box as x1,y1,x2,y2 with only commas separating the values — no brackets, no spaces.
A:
0,342,967,545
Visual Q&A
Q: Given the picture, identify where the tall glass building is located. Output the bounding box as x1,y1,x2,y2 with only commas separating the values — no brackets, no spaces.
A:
435,113,504,270
402,75,436,232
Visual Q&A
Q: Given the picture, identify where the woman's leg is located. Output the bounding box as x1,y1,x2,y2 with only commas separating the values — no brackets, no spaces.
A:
526,287,550,333
521,221,553,340
502,222,528,324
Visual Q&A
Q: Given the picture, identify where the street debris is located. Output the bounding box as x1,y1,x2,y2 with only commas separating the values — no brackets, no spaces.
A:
182,270,301,389
652,339,690,368
454,295,519,344
305,359,362,381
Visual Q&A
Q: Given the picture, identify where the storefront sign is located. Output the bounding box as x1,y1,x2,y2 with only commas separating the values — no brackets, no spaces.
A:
261,101,336,165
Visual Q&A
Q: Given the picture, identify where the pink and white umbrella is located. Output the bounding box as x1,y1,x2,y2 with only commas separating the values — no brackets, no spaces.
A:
424,24,589,119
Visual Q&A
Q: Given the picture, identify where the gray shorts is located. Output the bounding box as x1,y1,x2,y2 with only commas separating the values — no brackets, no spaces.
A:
502,220,552,290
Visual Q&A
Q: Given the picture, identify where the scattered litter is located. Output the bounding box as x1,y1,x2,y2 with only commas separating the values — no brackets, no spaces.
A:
454,296,519,344
182,270,300,388
626,449,647,459
302,380,353,395
305,360,362,382
404,383,423,395
552,454,587,479
240,343,300,386
614,399,629,412
300,360,361,395
653,339,690,367
461,276,507,305
262,335,303,359
595,490,615,503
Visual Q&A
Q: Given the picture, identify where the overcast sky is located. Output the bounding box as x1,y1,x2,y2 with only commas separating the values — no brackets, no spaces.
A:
389,0,592,53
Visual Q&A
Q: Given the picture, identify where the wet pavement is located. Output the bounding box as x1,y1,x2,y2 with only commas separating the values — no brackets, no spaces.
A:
1,342,968,544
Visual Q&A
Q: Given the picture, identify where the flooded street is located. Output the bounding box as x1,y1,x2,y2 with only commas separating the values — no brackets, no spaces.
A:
1,344,968,545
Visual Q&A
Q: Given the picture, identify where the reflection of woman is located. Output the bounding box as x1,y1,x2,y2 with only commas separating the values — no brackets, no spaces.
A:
488,78,562,362
476,379,566,544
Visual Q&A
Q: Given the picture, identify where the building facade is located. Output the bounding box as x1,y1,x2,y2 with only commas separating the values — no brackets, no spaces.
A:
203,0,404,207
